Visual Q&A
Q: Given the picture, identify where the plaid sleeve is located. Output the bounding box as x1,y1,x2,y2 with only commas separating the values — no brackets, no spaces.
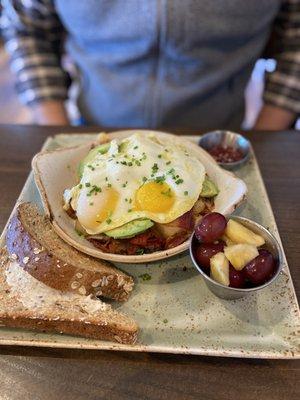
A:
264,0,300,114
1,0,71,105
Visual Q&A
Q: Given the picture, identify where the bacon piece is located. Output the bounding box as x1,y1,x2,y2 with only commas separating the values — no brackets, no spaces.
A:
176,210,194,230
156,209,194,239
65,207,76,219
165,231,190,249
89,229,165,254
88,197,217,254
126,245,140,255
129,229,165,251
88,238,127,254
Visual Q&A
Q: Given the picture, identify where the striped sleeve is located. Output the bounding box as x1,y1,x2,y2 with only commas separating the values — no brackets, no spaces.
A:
264,0,300,114
1,0,71,105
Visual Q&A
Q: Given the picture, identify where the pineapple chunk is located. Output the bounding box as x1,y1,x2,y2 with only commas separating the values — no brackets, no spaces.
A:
224,244,258,271
210,252,230,286
221,234,236,247
225,219,265,247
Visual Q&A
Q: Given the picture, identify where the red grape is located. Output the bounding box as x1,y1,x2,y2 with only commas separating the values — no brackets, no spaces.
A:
229,265,245,288
244,250,276,285
194,241,225,271
195,212,227,243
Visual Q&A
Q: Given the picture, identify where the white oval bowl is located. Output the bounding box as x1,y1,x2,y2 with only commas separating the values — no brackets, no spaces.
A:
32,130,247,263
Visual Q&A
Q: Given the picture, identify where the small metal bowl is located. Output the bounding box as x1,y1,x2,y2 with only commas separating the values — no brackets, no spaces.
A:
189,216,283,300
198,130,250,169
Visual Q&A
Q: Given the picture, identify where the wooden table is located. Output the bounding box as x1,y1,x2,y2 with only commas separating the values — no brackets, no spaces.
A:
0,125,299,400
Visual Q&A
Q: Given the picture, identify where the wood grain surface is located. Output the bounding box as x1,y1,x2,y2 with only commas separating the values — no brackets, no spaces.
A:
0,125,299,400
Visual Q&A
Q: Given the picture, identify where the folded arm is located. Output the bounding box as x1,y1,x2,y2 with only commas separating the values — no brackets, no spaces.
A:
254,0,300,130
1,0,70,124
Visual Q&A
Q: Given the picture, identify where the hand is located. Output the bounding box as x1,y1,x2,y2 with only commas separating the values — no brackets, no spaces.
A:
31,100,69,125
254,104,296,131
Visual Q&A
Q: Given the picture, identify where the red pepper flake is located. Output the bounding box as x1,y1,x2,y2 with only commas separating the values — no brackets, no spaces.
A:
208,145,244,163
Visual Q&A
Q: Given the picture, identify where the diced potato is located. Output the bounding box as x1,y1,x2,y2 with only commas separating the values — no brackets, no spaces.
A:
224,244,258,271
96,132,110,144
221,234,235,247
225,219,265,247
210,252,230,286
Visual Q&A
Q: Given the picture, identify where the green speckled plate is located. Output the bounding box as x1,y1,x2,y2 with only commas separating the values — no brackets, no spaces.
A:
0,133,299,359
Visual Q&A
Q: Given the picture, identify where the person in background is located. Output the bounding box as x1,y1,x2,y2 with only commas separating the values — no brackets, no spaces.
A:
1,0,299,130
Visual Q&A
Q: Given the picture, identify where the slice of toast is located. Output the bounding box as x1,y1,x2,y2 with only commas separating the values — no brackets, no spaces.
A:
0,248,138,344
6,203,133,302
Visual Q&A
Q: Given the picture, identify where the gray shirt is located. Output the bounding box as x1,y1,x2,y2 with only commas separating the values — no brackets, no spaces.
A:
56,1,280,129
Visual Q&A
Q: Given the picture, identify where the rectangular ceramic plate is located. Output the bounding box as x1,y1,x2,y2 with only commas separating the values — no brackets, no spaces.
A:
0,134,299,359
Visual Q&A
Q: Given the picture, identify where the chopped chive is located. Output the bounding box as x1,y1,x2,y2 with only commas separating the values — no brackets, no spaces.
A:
155,176,165,184
139,273,151,281
175,178,184,185
89,202,94,206
133,145,138,149
128,162,133,166
166,161,171,165
136,248,144,255
184,191,188,196
142,176,147,182
107,183,112,188
128,208,132,213
158,154,162,158
152,163,159,173
78,183,83,189
129,198,132,204
85,182,91,187
106,218,112,224
161,188,172,197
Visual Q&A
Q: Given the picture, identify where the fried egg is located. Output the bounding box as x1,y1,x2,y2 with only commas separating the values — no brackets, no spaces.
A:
66,133,206,234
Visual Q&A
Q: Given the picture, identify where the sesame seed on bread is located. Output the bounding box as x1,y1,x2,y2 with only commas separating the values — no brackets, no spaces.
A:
0,248,138,344
5,203,134,302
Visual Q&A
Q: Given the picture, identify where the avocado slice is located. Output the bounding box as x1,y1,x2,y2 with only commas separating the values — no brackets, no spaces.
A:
78,143,110,177
201,177,219,198
105,218,154,239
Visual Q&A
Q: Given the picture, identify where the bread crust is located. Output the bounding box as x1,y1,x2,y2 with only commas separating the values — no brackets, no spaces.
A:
6,204,134,301
0,315,137,345
0,248,138,344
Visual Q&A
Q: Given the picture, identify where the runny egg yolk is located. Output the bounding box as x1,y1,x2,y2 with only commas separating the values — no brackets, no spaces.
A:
135,181,175,213
77,187,119,230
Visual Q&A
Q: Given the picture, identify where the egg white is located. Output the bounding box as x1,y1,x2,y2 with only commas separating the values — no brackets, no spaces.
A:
68,133,206,234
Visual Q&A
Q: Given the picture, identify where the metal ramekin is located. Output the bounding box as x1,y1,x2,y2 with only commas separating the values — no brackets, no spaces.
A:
189,216,283,300
198,130,251,169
